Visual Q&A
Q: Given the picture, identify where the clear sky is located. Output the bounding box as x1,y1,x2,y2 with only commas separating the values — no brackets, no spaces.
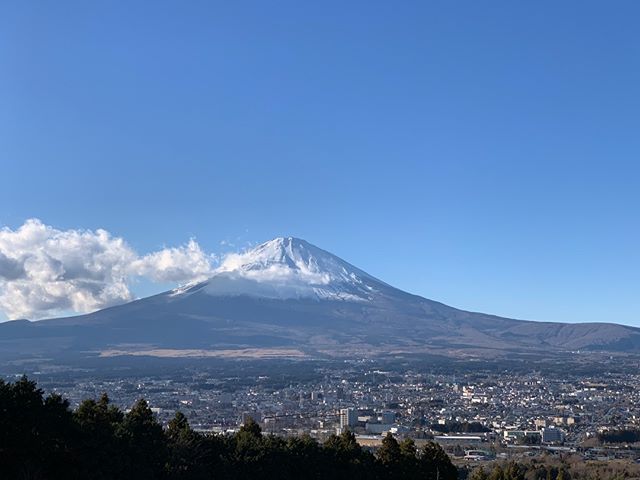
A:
1,1,639,325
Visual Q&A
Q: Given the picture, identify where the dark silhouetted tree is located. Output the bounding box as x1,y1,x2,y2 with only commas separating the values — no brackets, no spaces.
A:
470,466,489,480
378,432,402,465
74,393,125,479
489,465,506,480
420,441,458,480
117,399,167,480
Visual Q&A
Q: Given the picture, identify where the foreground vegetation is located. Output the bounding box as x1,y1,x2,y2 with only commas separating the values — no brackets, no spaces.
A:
3,377,639,480
467,457,640,480
0,377,457,480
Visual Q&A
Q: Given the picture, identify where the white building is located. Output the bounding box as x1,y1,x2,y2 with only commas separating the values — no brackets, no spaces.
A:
365,423,394,434
339,408,358,430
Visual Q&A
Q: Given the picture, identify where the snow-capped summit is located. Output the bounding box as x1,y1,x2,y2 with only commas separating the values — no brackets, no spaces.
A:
175,237,385,302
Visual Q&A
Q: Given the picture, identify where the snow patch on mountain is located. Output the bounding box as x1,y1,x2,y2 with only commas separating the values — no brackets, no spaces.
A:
172,237,385,302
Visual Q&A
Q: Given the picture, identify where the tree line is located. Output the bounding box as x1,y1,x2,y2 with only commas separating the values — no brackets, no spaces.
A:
0,376,458,480
430,421,490,434
468,463,567,480
598,429,640,444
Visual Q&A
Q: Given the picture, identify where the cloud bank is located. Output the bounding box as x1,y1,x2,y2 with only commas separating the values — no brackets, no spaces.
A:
0,219,215,320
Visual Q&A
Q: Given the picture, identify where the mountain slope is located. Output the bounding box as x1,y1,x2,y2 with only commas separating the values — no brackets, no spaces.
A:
1,237,639,360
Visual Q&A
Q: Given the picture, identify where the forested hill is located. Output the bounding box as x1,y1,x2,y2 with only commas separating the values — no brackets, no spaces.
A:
0,377,457,480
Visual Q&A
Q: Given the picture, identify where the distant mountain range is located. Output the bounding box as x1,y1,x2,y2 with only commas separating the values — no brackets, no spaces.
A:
1,237,639,361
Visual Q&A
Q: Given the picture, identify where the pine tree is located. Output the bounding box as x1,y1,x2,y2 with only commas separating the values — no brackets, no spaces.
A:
489,465,505,480
378,432,402,465
397,438,420,479
118,399,167,480
238,416,262,439
470,466,489,480
419,441,458,480
505,461,525,480
166,411,212,480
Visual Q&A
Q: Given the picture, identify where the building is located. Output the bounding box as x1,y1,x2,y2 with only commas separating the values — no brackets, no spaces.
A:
433,435,482,446
365,423,394,434
503,430,540,443
534,419,548,429
339,408,358,430
542,427,565,444
380,411,396,424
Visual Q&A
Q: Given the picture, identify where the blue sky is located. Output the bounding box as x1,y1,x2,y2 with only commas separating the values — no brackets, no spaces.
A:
1,1,639,325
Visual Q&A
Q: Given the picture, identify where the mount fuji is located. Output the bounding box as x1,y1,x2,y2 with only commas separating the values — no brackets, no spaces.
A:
2,237,640,360
177,237,387,303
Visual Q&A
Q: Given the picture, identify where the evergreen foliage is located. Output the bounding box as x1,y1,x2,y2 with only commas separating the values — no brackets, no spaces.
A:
0,377,458,480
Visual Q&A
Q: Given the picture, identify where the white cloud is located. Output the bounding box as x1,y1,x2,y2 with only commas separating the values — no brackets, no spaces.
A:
0,219,216,320
131,239,215,282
